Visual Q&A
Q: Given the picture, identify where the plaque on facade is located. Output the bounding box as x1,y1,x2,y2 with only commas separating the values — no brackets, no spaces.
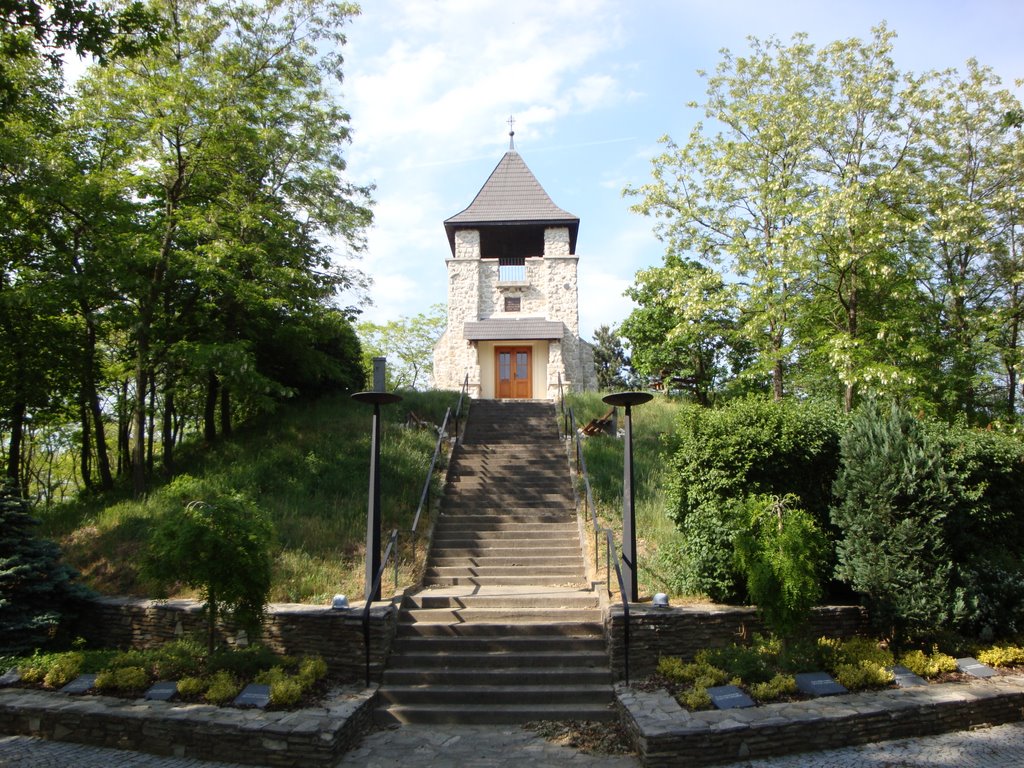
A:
794,672,847,697
707,684,756,710
59,674,97,695
144,681,178,701
233,683,270,708
890,665,928,688
956,657,997,678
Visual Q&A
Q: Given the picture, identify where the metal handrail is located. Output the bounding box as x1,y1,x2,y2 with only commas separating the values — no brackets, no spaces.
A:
566,401,631,684
362,528,399,687
452,373,469,443
411,406,451,544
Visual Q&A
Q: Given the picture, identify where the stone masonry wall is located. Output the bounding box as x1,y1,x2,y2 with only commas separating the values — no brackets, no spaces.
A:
606,603,869,679
75,596,398,684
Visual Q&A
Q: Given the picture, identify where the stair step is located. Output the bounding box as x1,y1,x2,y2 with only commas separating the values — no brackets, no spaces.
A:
424,565,584,577
421,575,586,587
386,649,609,668
430,547,581,559
375,702,615,725
397,620,602,638
391,635,606,653
377,684,614,707
400,607,601,624
382,667,611,686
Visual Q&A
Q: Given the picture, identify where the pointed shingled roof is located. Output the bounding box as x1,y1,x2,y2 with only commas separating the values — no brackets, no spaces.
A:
444,150,579,255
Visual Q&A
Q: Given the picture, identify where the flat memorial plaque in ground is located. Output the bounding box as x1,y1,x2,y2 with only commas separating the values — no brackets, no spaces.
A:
233,683,270,708
794,672,847,697
890,665,928,688
707,685,755,710
144,681,178,701
957,657,997,678
0,669,20,687
59,674,96,695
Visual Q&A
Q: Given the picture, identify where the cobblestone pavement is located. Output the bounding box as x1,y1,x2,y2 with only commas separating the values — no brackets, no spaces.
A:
4,722,1024,767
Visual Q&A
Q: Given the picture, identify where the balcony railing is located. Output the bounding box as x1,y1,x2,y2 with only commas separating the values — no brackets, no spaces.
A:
498,257,526,282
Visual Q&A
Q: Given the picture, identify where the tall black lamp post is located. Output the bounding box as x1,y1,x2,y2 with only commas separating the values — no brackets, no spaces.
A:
602,391,653,603
351,390,402,602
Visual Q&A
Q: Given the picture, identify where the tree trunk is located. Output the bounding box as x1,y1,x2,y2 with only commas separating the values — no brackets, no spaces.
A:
118,379,130,478
132,351,148,498
147,374,156,475
6,400,25,488
162,388,175,475
220,385,232,437
79,395,93,491
204,371,218,442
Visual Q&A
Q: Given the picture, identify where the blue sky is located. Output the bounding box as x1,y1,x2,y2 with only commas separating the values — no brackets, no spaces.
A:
341,1,1022,339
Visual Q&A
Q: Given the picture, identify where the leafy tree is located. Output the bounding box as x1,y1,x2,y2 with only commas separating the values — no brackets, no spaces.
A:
620,255,740,404
831,401,956,645
358,303,446,390
0,484,89,654
734,494,826,641
592,324,631,390
146,477,273,653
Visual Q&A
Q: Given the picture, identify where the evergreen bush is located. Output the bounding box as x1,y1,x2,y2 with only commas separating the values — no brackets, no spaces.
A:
831,401,956,645
0,484,90,654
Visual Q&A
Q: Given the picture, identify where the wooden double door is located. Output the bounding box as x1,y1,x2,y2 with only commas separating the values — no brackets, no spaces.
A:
495,346,532,399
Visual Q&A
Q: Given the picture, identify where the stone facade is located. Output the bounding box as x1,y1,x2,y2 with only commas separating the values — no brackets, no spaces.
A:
433,149,597,400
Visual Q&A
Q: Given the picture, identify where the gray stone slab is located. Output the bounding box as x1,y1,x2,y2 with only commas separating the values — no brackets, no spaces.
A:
0,667,21,686
59,674,97,695
957,657,997,678
890,665,928,688
794,671,848,697
707,684,755,710
145,681,178,701
233,683,270,709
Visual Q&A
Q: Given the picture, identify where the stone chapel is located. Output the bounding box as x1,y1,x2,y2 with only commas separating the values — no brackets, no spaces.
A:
432,137,597,399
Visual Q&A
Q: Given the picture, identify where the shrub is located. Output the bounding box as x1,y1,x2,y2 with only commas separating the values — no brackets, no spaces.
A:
42,651,84,688
678,686,713,711
269,677,304,707
698,644,772,684
656,656,688,683
898,648,958,678
750,673,798,703
204,670,240,705
833,661,894,691
297,656,327,686
95,666,149,692
831,637,894,670
666,397,841,602
177,676,207,698
734,494,826,639
208,644,284,678
145,478,274,653
152,639,205,680
831,401,956,645
977,645,1024,668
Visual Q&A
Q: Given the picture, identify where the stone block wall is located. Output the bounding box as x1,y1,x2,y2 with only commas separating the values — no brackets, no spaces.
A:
75,596,398,683
606,603,869,679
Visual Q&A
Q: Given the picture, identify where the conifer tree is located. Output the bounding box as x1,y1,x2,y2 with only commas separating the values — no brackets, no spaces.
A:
0,484,88,654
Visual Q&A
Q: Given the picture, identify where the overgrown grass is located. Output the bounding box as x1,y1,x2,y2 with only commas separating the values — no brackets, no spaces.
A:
38,390,459,605
566,391,689,600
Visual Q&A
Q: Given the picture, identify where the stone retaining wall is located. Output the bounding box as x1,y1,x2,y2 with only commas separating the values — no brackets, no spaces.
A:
617,675,1024,767
76,596,398,683
0,685,375,767
606,603,869,679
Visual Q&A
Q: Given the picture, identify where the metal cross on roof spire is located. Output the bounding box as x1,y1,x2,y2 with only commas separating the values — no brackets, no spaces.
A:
507,114,515,150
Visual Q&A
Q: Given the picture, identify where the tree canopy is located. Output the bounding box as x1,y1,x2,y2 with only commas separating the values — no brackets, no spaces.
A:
625,25,1024,421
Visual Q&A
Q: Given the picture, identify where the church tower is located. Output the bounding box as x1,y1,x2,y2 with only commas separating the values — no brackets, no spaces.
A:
432,133,597,399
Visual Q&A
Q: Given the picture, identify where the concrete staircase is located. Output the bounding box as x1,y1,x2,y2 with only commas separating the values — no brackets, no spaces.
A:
376,400,614,724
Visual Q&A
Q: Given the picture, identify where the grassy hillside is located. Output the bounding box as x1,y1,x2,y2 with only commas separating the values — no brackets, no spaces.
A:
39,390,459,605
566,392,687,600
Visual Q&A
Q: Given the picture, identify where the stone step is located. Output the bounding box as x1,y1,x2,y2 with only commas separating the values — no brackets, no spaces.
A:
421,574,585,588
400,607,601,624
381,667,611,687
427,556,583,569
429,546,582,560
374,702,616,725
377,683,614,707
434,520,577,533
404,592,598,610
423,565,585,580
386,649,610,669
391,633,606,654
431,529,580,541
435,512,576,524
396,618,603,638
442,501,574,512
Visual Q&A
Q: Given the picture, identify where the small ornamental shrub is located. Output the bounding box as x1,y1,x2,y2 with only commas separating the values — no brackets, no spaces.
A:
297,656,327,686
269,677,304,707
95,666,149,692
656,656,687,682
750,673,798,703
152,640,205,680
897,648,958,678
831,637,895,670
678,686,713,711
208,644,284,678
32,651,84,688
977,645,1024,668
177,676,207,698
833,661,894,691
698,643,772,684
205,670,241,705
108,650,150,670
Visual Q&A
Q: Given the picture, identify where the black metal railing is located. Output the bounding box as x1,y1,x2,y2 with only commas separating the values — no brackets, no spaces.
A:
558,377,631,683
452,372,469,443
362,528,398,686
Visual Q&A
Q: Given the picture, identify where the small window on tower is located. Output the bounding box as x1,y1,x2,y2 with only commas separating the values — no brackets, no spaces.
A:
504,296,521,313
